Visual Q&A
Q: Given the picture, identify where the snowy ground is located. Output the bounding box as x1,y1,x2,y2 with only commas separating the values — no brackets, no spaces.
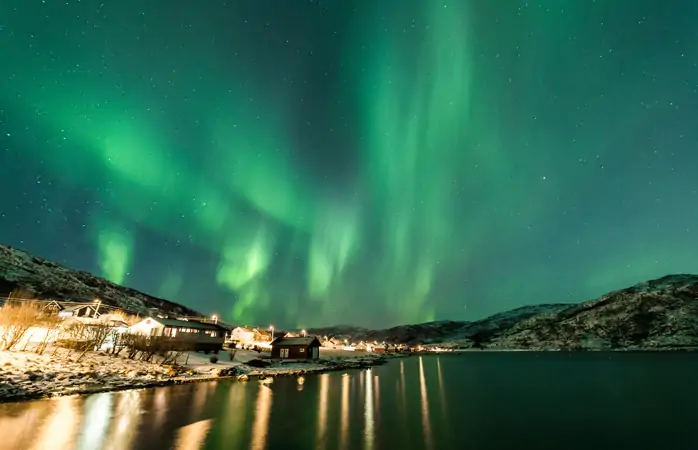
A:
0,347,392,403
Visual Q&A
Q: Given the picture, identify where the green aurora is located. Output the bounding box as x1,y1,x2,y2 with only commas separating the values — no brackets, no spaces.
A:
2,0,697,327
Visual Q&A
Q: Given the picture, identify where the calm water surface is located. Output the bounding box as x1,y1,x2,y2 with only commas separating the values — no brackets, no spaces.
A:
1,352,698,450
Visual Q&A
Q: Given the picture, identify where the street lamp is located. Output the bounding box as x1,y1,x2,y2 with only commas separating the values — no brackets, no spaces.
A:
269,325,274,341
301,329,306,337
211,314,218,324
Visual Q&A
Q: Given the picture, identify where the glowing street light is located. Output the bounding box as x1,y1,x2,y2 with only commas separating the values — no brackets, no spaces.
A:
301,329,307,337
211,314,218,324
269,325,274,341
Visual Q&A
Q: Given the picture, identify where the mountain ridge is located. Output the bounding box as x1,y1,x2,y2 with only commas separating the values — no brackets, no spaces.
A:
0,244,201,316
2,242,697,350
308,275,698,350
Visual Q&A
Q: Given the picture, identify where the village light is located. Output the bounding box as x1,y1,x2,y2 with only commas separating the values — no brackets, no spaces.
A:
301,329,306,337
269,325,274,341
211,314,218,324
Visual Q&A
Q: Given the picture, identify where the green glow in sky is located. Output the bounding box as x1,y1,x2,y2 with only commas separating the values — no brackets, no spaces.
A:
96,225,132,286
2,0,698,328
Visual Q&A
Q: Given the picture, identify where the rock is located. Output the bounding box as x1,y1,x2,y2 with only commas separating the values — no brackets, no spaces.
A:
246,359,271,368
27,372,41,382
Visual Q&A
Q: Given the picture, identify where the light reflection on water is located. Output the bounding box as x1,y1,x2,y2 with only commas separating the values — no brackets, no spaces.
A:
0,356,446,450
3,353,698,449
173,419,212,450
77,393,113,450
339,374,350,450
32,396,79,450
249,385,272,450
418,356,434,450
364,368,374,450
316,373,329,450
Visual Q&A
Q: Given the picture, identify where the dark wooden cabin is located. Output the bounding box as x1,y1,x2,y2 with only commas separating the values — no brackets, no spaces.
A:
270,336,321,360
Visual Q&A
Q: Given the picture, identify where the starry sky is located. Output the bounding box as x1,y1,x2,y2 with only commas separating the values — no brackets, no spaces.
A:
1,0,698,329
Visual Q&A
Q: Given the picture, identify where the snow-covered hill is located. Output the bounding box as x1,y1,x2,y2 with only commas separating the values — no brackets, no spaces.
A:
310,275,698,350
0,244,201,316
492,274,698,350
308,304,571,346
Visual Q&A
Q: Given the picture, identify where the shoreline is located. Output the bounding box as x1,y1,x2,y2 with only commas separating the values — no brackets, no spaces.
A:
0,348,397,404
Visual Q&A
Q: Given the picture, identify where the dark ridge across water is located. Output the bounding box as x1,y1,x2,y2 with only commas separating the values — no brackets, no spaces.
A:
1,352,698,450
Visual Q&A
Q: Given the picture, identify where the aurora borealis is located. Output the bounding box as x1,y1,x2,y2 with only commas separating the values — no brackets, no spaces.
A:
1,1,698,328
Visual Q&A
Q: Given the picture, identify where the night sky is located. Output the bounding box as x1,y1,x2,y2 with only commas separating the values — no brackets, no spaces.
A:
1,1,698,329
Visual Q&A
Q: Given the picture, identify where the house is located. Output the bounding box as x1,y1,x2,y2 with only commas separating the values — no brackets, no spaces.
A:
255,328,272,342
129,317,226,353
321,339,337,348
271,336,321,360
58,304,100,319
231,326,255,344
43,300,64,314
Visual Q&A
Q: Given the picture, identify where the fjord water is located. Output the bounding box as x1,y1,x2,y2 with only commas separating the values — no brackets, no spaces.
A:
2,353,698,450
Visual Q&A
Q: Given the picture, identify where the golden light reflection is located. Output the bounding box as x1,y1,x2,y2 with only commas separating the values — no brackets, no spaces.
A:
436,357,447,417
316,373,330,450
419,357,434,450
339,374,350,450
364,369,374,450
0,402,49,449
373,375,380,412
399,360,406,407
105,390,142,450
250,385,273,450
173,419,213,450
222,382,247,445
30,396,80,450
153,388,168,429
191,382,211,419
77,392,114,450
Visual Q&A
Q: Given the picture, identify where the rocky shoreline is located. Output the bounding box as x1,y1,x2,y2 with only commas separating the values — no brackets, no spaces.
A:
0,349,394,404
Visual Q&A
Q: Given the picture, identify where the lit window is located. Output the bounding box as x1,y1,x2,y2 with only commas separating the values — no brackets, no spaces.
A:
300,348,305,352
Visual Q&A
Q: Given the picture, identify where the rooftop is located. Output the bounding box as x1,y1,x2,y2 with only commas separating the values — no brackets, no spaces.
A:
271,336,320,347
149,317,225,331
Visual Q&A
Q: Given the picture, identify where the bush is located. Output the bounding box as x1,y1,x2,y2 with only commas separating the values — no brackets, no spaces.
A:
0,301,41,350
209,355,218,364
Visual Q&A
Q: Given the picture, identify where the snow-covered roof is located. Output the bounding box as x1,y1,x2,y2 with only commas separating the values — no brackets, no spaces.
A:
145,317,224,331
62,304,97,312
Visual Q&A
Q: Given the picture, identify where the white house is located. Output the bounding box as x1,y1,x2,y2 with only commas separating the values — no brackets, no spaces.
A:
230,326,255,344
129,317,225,352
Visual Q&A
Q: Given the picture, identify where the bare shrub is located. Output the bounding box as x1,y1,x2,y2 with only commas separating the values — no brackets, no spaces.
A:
119,333,194,364
35,312,62,355
8,288,34,301
0,302,40,350
55,322,117,361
